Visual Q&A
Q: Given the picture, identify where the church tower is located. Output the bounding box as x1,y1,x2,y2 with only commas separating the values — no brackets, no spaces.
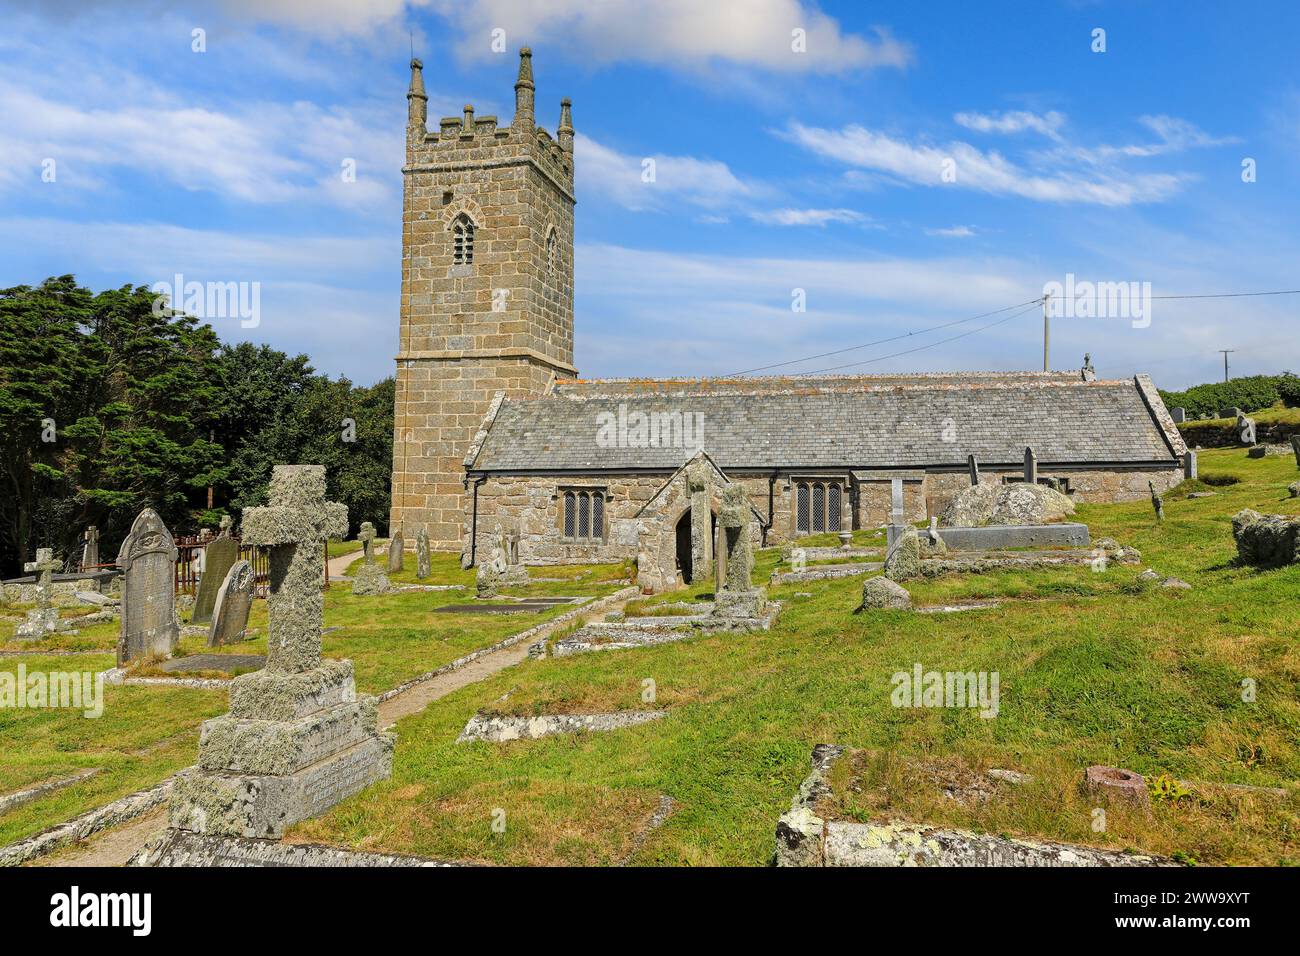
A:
390,49,576,551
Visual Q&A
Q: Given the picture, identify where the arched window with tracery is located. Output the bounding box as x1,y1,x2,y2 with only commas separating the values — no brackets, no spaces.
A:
546,227,557,275
794,478,846,535
560,487,606,542
452,214,475,265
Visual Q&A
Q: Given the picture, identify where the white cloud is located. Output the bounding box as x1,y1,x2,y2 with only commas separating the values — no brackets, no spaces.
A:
575,133,760,212
0,85,404,209
427,0,911,73
926,225,976,238
749,207,870,227
781,122,1188,206
954,110,1065,140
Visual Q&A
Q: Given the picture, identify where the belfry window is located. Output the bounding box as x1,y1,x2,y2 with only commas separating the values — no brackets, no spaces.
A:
795,479,846,535
452,215,475,265
546,228,557,275
561,488,606,542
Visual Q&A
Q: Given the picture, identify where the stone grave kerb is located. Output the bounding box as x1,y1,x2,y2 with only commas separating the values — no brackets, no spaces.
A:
239,465,347,674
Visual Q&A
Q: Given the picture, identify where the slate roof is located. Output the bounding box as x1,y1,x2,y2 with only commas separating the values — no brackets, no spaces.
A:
467,372,1182,473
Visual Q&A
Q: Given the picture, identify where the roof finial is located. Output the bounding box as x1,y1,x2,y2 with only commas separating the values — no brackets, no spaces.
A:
407,57,427,133
558,96,574,153
513,47,535,131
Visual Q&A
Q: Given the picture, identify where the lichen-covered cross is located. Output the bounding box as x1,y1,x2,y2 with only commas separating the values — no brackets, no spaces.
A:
24,548,60,608
358,521,376,564
240,465,348,673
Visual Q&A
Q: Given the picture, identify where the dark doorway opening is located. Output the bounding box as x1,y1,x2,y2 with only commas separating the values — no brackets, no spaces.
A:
675,509,692,583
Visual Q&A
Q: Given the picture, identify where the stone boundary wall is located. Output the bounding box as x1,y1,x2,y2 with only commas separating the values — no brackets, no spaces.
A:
468,464,1182,573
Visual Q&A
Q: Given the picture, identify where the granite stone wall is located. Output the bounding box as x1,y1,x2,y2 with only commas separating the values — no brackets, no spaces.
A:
391,55,576,551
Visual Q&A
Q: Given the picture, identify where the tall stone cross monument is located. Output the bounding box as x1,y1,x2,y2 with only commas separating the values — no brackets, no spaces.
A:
171,465,393,838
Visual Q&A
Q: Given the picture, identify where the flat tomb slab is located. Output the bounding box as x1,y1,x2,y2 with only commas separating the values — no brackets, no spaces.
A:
936,522,1090,551
433,603,553,615
160,654,266,674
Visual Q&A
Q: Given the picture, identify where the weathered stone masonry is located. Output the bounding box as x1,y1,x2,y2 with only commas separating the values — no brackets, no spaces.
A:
391,50,576,550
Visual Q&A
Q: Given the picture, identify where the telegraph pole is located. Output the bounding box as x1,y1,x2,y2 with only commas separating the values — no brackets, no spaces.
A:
1218,349,1235,382
1042,293,1051,372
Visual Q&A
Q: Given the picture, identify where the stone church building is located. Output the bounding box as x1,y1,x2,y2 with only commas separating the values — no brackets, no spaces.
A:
389,51,1188,591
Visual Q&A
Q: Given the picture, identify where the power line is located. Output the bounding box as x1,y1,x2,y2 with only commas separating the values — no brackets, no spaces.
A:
797,302,1044,375
725,297,1043,376
1150,289,1300,300
728,283,1294,382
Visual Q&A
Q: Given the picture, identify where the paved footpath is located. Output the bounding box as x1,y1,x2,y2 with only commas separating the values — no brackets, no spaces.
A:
29,575,633,867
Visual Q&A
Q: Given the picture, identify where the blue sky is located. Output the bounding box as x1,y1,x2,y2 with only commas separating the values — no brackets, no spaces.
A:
2,0,1298,389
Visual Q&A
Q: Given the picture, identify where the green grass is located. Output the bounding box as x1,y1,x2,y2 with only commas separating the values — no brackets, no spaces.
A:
0,554,627,848
295,449,1300,866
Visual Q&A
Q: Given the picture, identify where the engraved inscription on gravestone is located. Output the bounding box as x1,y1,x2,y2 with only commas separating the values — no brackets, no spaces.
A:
116,508,179,665
208,559,254,647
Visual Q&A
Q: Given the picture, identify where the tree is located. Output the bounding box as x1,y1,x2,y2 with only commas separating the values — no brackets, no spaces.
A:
0,277,95,568
0,277,394,576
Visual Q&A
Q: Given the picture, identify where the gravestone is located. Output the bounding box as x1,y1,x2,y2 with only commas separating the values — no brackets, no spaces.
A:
1148,481,1164,522
686,461,713,584
476,537,507,598
387,530,404,573
1236,413,1256,446
713,484,767,618
191,516,237,625
116,508,179,665
1291,436,1300,468
1221,407,1242,421
884,525,921,581
496,521,530,586
82,526,100,571
171,464,392,839
714,521,727,596
415,529,430,579
351,521,390,595
886,478,906,549
15,548,63,640
967,454,980,487
208,560,254,646
1169,407,1186,424
1023,446,1038,485
1183,450,1198,480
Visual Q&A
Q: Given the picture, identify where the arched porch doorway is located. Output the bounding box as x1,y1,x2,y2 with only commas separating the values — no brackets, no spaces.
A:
675,509,693,583
674,507,718,585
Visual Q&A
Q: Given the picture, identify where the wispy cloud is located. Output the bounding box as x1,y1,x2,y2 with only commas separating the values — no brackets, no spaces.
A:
428,0,912,73
575,133,762,212
925,225,977,238
749,207,872,227
780,121,1190,206
0,85,404,210
954,110,1066,140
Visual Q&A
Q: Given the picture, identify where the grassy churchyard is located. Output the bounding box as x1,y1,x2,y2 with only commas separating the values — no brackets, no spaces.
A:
2,449,1297,865
0,552,631,848
288,448,1298,866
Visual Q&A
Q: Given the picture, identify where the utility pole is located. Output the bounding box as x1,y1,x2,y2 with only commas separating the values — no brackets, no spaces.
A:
1042,293,1051,372
1218,349,1235,383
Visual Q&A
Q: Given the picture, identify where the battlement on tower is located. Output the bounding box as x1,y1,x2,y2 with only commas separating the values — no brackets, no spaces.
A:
405,48,574,193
